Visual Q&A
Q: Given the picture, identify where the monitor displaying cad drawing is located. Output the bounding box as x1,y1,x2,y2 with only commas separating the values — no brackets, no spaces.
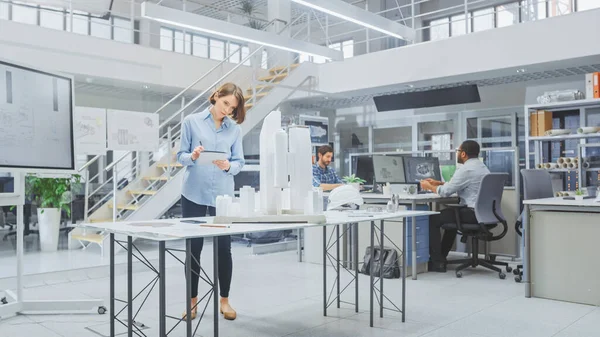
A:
403,157,441,183
0,60,75,171
372,155,406,184
299,115,329,146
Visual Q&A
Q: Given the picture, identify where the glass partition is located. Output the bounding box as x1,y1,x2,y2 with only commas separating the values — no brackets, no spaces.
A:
373,126,412,153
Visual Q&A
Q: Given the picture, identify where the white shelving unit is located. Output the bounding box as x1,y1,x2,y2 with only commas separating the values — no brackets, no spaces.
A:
524,99,600,190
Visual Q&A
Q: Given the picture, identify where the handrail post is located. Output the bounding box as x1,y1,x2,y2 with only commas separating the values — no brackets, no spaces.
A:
167,126,172,179
112,166,118,222
84,169,90,222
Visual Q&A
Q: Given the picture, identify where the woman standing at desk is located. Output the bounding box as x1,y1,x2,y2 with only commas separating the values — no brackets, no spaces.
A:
177,83,246,321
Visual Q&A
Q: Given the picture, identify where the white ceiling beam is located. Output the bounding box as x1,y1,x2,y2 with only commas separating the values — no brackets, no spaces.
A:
291,0,416,41
141,2,343,61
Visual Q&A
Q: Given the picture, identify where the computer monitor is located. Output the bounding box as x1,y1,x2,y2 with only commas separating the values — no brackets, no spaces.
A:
403,157,442,183
372,155,406,184
353,156,374,186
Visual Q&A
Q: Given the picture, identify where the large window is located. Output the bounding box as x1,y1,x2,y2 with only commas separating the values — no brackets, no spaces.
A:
11,1,37,25
67,11,90,35
549,0,572,17
113,17,132,43
193,35,209,58
40,7,64,30
241,46,250,66
430,17,450,40
521,0,547,21
209,39,225,61
578,0,600,11
496,2,520,27
228,43,241,63
174,30,184,53
451,14,470,36
160,27,173,51
91,17,111,39
0,2,8,20
473,8,494,32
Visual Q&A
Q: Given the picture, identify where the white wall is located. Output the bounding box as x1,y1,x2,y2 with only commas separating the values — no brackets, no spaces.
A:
0,19,258,91
317,8,600,95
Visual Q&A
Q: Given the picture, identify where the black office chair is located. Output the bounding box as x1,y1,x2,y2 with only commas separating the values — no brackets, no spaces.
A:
513,169,555,282
443,173,510,279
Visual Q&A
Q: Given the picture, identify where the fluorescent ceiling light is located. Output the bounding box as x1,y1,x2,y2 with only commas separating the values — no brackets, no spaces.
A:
141,2,343,61
291,0,416,41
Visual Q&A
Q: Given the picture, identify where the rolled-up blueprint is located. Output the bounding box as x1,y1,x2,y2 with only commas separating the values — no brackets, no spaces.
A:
544,129,572,136
536,163,544,169
565,157,572,164
561,162,569,169
577,127,600,134
544,163,558,169
567,162,577,169
557,157,566,164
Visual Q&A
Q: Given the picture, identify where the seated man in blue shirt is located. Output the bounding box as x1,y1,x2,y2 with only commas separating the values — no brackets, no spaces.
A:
420,140,490,272
312,145,343,191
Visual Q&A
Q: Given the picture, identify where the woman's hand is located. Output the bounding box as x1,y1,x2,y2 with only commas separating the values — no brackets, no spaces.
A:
191,146,204,161
213,159,231,171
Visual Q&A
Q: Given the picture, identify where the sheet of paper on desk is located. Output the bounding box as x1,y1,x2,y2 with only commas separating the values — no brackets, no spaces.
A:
196,151,227,165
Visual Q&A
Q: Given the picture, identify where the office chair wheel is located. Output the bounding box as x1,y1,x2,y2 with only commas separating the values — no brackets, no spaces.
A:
499,272,506,280
515,276,522,283
506,266,513,273
98,306,107,315
513,269,520,275
456,271,462,278
1,297,7,305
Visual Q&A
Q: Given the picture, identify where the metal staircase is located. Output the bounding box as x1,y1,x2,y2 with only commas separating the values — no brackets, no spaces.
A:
70,14,320,253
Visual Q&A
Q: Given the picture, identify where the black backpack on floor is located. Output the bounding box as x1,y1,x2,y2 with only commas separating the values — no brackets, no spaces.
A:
360,246,401,279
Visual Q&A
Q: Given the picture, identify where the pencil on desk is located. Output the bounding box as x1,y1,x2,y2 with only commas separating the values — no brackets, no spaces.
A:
200,224,231,229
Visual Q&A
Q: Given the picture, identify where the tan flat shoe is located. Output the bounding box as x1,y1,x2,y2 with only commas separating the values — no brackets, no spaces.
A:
220,305,237,321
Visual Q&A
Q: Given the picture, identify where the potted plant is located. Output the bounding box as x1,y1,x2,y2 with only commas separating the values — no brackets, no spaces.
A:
343,174,366,191
574,189,584,201
26,174,80,252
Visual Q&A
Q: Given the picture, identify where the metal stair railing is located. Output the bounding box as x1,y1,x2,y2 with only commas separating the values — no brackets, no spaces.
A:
79,12,312,222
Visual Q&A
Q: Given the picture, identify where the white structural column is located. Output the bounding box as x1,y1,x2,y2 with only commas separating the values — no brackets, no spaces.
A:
268,0,292,68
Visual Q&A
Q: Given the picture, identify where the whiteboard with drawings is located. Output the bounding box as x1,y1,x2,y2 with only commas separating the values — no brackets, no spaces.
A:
0,60,75,171
107,109,159,152
74,107,107,155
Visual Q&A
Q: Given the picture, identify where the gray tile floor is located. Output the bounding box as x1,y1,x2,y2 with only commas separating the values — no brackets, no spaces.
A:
0,246,599,337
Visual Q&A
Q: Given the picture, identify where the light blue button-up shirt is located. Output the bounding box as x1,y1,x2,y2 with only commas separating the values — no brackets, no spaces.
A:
177,107,245,207
437,158,490,207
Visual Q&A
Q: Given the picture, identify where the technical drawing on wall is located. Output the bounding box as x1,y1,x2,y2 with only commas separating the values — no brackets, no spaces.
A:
107,109,159,152
74,107,107,155
0,61,74,170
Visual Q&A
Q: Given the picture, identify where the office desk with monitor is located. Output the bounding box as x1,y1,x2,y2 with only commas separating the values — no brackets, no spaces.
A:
523,197,600,306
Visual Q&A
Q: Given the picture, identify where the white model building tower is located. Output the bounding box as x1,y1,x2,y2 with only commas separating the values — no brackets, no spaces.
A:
259,110,313,215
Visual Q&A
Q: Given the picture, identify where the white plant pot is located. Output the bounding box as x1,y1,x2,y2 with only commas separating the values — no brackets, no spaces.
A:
349,183,361,191
574,195,584,201
37,208,61,252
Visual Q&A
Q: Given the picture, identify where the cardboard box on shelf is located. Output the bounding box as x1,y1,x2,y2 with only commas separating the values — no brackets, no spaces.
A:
530,111,538,136
537,110,553,136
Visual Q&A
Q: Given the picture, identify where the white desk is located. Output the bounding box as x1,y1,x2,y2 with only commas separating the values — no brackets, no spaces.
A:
523,197,600,305
82,209,438,336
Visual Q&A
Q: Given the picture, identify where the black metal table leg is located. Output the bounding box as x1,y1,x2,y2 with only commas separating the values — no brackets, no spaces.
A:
213,237,219,337
323,226,327,317
354,223,359,313
369,221,375,327
379,220,384,318
159,241,166,337
336,225,340,309
127,236,133,337
110,233,115,337
186,239,192,337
